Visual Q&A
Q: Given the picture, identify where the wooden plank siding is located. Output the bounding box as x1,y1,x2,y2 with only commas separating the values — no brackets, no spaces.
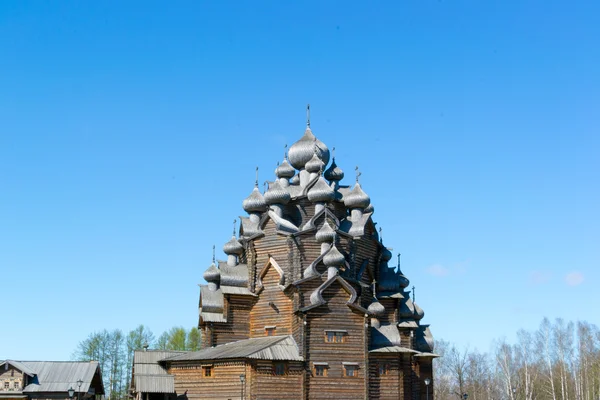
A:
304,282,367,400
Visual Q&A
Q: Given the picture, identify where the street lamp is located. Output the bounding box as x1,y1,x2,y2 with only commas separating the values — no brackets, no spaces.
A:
512,387,517,400
76,379,83,400
463,393,469,400
239,374,245,400
424,378,431,400
68,387,75,399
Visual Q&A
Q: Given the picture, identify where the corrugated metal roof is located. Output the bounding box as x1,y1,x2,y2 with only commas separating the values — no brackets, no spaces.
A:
18,361,100,393
165,335,302,362
133,350,187,364
0,361,36,377
133,375,174,393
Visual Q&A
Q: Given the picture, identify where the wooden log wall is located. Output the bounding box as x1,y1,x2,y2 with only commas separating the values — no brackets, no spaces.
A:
379,299,398,324
170,361,245,400
368,355,402,400
249,265,294,337
250,361,304,400
212,295,252,346
305,282,367,400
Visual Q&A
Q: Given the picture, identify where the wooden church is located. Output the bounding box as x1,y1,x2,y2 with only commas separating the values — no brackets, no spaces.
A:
162,108,437,400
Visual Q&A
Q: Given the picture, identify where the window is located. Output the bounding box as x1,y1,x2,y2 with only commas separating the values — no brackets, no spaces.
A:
273,362,286,376
314,365,327,377
324,330,346,343
4,382,9,389
13,382,19,389
202,366,213,377
265,326,276,336
378,363,390,376
343,364,359,377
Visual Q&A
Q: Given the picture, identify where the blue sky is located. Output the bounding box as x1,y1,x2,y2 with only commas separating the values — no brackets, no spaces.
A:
1,1,598,360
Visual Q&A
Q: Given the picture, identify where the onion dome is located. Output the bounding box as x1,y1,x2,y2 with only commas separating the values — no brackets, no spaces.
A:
275,159,295,179
414,303,425,321
223,236,243,255
368,299,386,317
290,174,300,185
364,203,374,214
399,298,415,319
243,186,267,213
305,152,325,174
264,180,291,205
288,128,330,170
398,268,410,288
315,220,336,243
344,183,371,209
323,243,345,267
203,263,220,283
381,247,392,262
308,177,335,203
324,158,344,182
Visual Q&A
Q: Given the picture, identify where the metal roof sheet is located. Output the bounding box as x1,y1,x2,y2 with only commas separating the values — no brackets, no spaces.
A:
164,335,302,362
133,375,174,393
369,347,420,354
18,361,100,393
133,351,186,364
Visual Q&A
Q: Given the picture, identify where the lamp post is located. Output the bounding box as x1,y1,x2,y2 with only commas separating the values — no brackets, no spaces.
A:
463,393,469,400
239,374,245,400
68,387,75,399
512,387,517,400
424,378,431,400
76,379,83,400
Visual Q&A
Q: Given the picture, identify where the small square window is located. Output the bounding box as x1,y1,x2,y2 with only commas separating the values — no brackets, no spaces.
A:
324,331,346,343
265,327,276,336
4,382,9,389
344,365,358,377
13,382,19,389
273,362,286,376
314,365,327,377
378,364,390,376
202,366,213,377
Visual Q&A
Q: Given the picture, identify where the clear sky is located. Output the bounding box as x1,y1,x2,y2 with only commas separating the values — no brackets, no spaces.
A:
1,1,598,361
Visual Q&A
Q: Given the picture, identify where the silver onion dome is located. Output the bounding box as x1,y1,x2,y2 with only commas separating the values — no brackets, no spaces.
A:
308,177,335,203
288,128,330,170
275,159,295,179
368,299,386,317
364,203,375,214
324,158,344,182
242,186,267,213
323,244,345,267
203,263,220,283
264,180,291,205
290,174,300,185
381,247,392,262
305,152,325,173
223,236,243,255
399,299,416,319
315,220,336,243
344,182,371,209
414,303,425,321
398,267,410,288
